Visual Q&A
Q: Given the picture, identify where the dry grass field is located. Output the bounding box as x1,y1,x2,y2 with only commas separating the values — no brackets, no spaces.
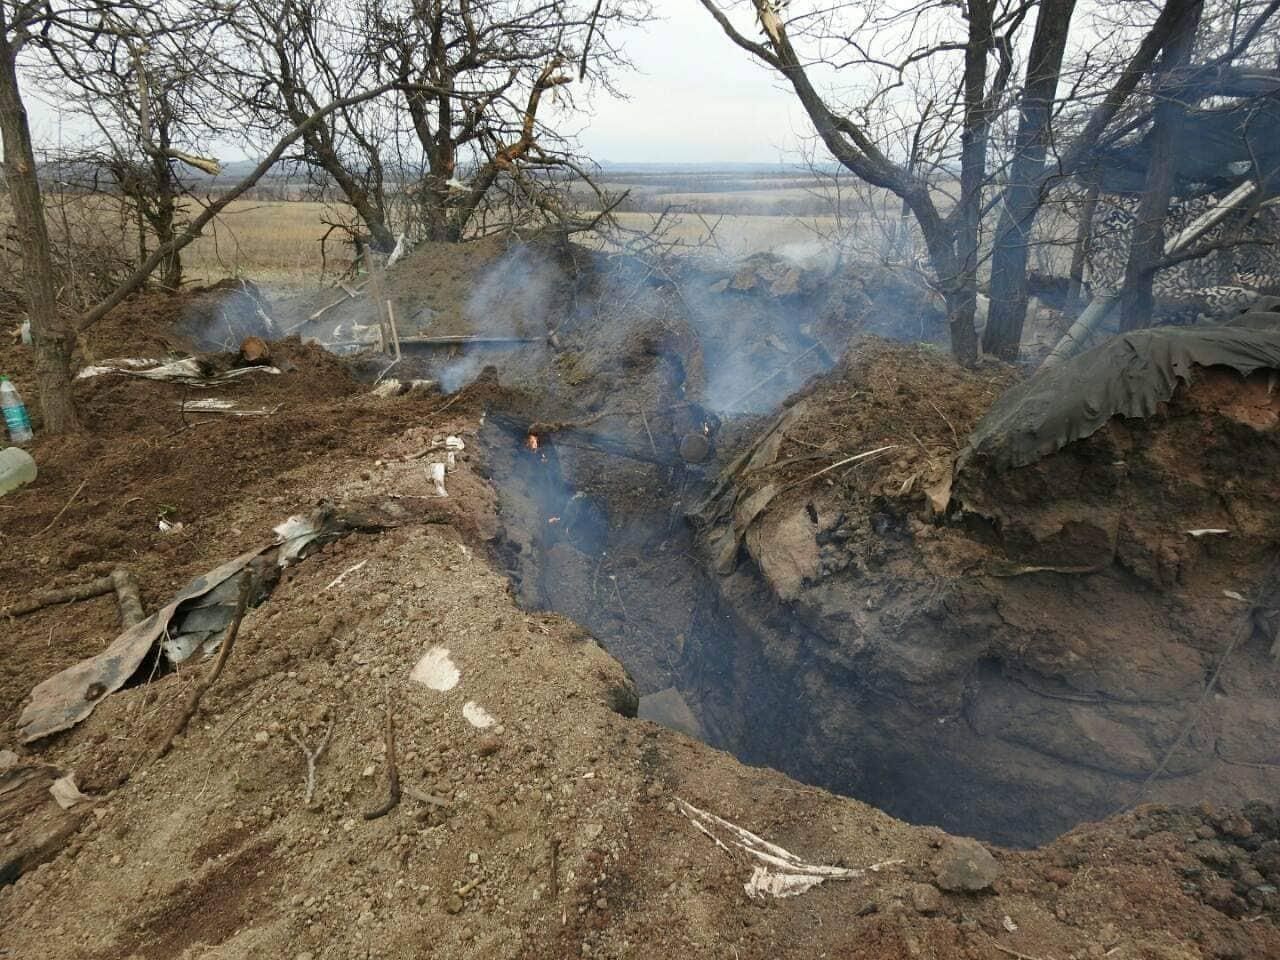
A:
3,169,1067,297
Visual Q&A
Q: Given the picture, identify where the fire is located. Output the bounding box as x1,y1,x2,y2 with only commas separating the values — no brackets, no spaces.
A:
548,516,561,524
525,433,539,451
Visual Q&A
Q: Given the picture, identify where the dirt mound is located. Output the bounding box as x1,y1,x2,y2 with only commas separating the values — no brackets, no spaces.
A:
5,284,1280,959
687,338,1280,846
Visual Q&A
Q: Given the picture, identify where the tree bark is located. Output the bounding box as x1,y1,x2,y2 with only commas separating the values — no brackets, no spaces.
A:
0,33,79,433
982,0,1078,359
1118,0,1204,331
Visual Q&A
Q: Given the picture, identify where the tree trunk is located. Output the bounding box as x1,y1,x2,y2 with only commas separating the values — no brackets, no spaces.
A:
0,37,79,433
954,0,994,355
982,0,1078,359
1118,0,1204,331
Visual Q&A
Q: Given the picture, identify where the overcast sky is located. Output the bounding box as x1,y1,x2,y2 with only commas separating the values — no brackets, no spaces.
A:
577,1,807,164
16,0,810,166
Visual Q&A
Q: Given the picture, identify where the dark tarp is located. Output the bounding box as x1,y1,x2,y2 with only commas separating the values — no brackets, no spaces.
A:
1091,96,1280,198
956,325,1280,474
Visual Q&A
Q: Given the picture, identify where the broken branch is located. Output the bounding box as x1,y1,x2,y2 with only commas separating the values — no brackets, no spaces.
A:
152,575,252,762
2,567,143,627
287,717,336,808
363,680,401,820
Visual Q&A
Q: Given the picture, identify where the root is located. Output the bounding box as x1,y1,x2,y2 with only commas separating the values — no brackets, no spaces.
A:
152,575,251,762
287,717,336,808
363,681,401,820
2,567,144,627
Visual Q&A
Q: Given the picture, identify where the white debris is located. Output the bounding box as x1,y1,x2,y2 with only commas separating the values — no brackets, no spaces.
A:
1002,915,1019,933
157,519,184,534
677,797,903,899
181,398,280,417
49,774,90,810
1187,528,1229,537
411,647,460,691
444,436,465,451
744,867,830,899
387,233,409,268
273,512,326,566
76,357,280,384
463,701,496,728
428,461,448,497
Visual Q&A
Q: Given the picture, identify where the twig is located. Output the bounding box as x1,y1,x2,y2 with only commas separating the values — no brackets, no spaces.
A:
637,406,657,456
324,559,368,592
152,575,252,762
927,399,960,449
35,479,87,536
549,837,561,899
386,300,402,361
986,938,1055,960
789,445,899,490
287,717,336,808
363,680,401,820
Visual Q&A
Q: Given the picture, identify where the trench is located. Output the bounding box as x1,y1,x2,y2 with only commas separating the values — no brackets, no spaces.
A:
304,242,1277,850
480,418,1083,849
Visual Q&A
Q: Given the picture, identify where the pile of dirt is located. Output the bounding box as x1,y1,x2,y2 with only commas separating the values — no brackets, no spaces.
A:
685,337,1280,846
6,251,1280,959
1,332,1278,958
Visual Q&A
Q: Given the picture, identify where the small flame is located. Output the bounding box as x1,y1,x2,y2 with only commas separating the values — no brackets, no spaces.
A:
548,516,561,524
525,434,539,451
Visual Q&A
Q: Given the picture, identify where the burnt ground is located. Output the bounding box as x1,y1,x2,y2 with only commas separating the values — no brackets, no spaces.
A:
1,252,1279,959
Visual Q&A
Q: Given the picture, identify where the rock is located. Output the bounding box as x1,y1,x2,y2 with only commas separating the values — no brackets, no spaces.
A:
445,894,464,914
477,736,501,757
932,837,1002,892
911,882,943,914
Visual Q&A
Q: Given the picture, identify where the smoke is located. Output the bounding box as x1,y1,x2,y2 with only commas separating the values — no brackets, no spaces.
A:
436,245,561,392
178,280,282,352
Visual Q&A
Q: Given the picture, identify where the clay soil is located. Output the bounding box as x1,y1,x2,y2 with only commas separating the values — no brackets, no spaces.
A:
2,278,1279,959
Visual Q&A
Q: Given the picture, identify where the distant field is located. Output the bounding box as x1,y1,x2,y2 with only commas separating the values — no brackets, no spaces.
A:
0,166,962,295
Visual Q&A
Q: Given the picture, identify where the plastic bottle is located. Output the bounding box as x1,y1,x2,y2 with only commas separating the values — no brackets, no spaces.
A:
0,376,34,445
0,446,36,497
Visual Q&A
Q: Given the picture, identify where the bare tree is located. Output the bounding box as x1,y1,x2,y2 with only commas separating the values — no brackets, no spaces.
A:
231,0,641,252
700,0,1038,363
38,11,230,291
702,0,1276,362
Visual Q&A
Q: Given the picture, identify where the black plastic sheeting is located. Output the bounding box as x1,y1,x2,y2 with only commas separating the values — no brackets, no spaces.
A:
957,322,1280,474
1091,96,1280,198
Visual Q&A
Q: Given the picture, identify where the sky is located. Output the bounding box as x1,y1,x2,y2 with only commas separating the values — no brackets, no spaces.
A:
573,1,808,164
16,0,811,166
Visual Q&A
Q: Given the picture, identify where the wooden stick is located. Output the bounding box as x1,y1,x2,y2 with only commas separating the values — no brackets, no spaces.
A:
35,479,87,536
287,717,335,808
398,335,543,346
386,299,402,361
549,837,561,899
152,575,252,762
2,567,142,625
110,568,145,627
363,681,401,820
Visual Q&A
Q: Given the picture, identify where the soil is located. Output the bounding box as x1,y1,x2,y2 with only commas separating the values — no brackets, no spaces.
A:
2,252,1279,959
684,337,1280,847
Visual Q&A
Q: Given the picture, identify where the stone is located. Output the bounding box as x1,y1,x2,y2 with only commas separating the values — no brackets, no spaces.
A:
445,894,465,914
910,882,943,914
932,837,1002,892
